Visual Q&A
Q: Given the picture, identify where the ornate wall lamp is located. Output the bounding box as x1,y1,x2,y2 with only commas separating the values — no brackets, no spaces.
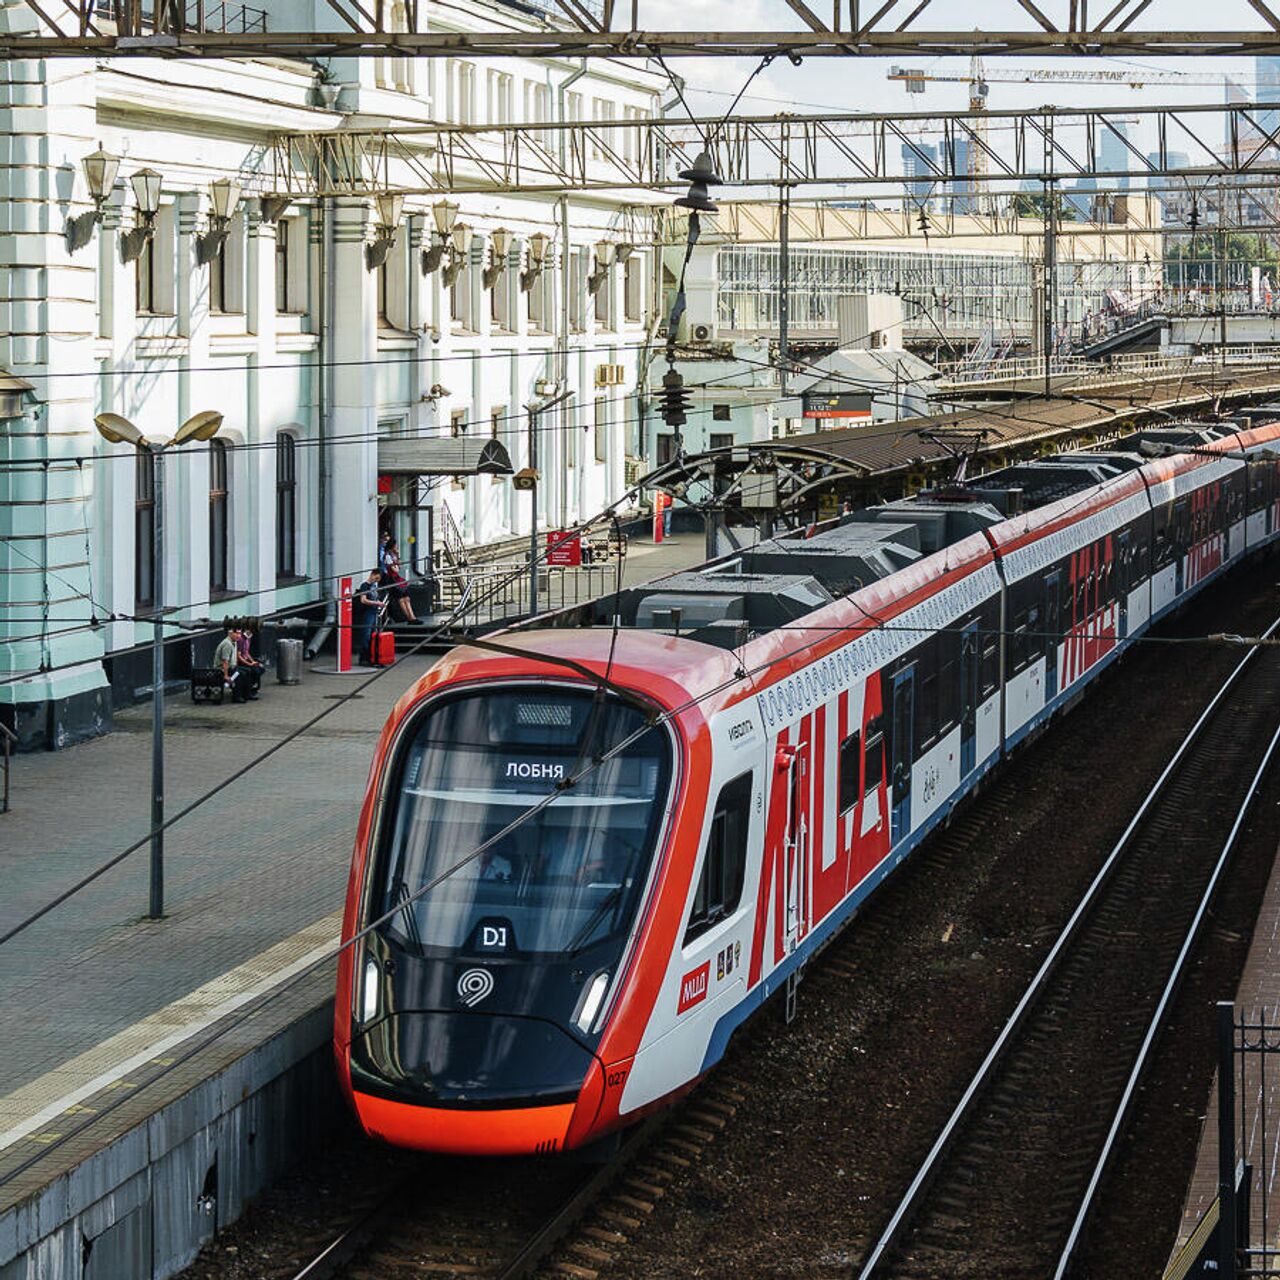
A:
482,228,512,289
365,192,405,270
421,199,459,274
587,239,615,295
441,223,473,288
66,148,120,252
196,177,242,264
121,168,163,263
520,231,551,292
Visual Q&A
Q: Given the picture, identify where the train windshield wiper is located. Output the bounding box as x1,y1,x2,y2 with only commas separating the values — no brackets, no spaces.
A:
566,887,623,955
390,875,424,949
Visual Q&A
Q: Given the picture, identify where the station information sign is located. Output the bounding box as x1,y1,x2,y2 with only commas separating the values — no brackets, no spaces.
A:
802,392,872,420
545,530,583,566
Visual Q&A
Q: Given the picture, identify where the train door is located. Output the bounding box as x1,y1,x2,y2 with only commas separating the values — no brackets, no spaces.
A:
959,622,979,777
783,737,810,954
890,667,915,846
1174,498,1187,595
1043,572,1062,701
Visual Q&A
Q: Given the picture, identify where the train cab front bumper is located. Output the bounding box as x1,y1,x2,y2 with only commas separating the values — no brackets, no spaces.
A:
347,1010,607,1153
352,1090,579,1155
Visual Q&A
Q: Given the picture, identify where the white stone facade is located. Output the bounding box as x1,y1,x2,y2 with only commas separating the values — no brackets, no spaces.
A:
0,0,663,742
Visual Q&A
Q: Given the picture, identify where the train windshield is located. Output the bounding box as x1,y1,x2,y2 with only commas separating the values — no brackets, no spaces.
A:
376,687,671,957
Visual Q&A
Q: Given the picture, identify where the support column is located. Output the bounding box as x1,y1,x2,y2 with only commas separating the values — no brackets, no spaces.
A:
329,199,379,583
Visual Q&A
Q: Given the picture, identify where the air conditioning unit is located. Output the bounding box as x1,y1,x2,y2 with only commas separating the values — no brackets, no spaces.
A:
690,322,714,344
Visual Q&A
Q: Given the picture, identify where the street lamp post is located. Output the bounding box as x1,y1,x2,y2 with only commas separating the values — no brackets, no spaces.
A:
94,409,224,919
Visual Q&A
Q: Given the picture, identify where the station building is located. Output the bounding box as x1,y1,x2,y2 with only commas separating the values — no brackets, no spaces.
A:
0,0,663,747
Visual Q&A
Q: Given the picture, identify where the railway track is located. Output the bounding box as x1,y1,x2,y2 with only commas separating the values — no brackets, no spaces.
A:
859,618,1280,1279
285,1082,744,1280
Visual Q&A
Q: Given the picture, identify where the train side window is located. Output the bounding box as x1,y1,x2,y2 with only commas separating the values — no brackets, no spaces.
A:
838,731,861,813
917,670,938,747
864,724,885,793
684,771,752,945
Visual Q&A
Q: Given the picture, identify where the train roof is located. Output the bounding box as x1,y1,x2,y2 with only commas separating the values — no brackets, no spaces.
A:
468,417,1280,702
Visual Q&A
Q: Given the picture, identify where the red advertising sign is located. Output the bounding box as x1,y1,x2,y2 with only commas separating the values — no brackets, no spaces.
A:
376,474,394,495
545,530,582,567
337,576,353,673
677,961,710,1015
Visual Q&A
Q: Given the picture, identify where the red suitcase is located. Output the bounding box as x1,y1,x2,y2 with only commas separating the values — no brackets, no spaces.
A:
371,629,396,666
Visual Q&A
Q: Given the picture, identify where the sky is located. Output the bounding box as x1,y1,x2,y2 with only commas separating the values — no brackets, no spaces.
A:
632,0,1280,176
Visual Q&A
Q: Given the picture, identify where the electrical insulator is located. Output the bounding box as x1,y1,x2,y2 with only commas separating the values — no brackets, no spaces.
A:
1188,202,1200,233
661,368,692,429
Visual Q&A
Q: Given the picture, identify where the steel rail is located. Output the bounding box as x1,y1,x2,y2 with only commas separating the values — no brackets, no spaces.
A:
1052,716,1280,1278
857,609,1280,1278
285,1116,664,1280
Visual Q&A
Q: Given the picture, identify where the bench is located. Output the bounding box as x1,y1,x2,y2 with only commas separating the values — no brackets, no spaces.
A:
191,667,225,705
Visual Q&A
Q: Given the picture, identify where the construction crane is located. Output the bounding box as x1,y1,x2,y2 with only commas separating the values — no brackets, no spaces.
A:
887,65,1269,94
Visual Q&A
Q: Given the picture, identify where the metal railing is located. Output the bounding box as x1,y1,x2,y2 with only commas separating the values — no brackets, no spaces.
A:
1207,1004,1280,1277
443,560,619,631
97,0,267,34
934,346,1280,390
0,722,13,815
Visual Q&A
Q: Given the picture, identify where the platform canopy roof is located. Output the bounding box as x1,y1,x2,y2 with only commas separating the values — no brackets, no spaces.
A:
377,437,513,477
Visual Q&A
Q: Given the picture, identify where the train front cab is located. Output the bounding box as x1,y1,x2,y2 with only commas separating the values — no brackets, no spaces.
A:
336,676,681,1155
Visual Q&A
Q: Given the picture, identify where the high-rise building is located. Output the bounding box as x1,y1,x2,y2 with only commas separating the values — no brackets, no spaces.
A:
901,139,939,209
1098,123,1132,192
1254,59,1280,137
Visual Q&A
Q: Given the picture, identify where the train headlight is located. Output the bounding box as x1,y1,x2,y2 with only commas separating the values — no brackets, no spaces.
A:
362,956,380,1023
574,970,611,1034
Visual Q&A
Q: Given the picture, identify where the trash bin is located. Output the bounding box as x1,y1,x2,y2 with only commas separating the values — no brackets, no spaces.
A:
277,638,303,685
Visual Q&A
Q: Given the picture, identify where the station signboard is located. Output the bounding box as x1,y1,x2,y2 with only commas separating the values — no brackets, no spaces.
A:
546,530,583,566
802,392,872,420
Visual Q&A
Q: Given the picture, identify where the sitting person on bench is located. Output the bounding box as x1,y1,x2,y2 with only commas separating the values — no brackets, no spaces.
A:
214,624,249,703
235,620,264,699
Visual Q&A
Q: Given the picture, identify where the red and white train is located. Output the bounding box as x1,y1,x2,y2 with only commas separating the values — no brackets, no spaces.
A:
335,416,1280,1156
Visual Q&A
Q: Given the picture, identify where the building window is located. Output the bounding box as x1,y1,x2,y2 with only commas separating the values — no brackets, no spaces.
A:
275,219,290,313
594,396,609,464
624,253,643,322
208,212,245,315
209,439,230,594
569,249,586,332
529,253,553,332
135,446,156,609
377,260,389,324
276,433,297,580
710,432,734,451
713,403,731,421
136,235,157,314
596,272,615,330
656,433,675,466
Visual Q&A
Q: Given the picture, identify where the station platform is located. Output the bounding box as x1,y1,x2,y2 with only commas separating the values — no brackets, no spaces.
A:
0,533,706,1279
1169,839,1280,1269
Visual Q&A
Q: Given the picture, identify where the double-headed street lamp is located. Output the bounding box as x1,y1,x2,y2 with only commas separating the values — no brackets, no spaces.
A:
93,409,225,920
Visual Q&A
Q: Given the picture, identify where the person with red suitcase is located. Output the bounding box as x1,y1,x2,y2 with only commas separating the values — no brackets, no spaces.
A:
352,568,385,667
